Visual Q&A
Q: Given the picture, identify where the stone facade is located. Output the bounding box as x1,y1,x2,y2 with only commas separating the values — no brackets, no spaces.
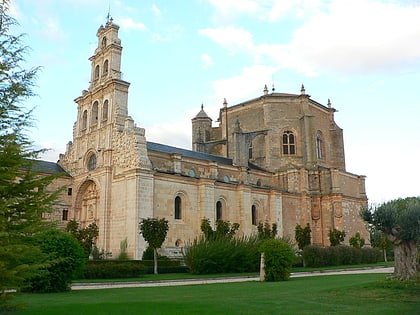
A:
41,20,368,259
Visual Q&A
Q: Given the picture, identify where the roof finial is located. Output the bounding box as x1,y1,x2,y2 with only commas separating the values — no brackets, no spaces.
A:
301,84,306,95
223,98,227,108
263,84,268,95
327,98,331,108
271,83,275,92
106,3,112,23
201,103,204,110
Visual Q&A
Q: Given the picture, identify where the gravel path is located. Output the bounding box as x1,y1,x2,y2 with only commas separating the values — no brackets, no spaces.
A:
71,267,394,290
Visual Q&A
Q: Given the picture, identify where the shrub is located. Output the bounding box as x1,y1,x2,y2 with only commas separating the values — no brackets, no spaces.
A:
295,224,311,250
142,246,170,261
303,245,382,267
185,236,260,274
141,260,188,274
302,245,328,267
329,229,346,246
349,232,365,249
259,239,295,281
82,260,147,279
23,230,85,293
361,247,382,264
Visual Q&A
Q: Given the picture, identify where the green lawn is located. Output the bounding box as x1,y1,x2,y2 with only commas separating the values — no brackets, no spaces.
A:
11,273,419,315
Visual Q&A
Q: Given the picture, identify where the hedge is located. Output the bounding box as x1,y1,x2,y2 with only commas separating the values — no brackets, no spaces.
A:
141,260,188,274
302,245,382,267
81,260,148,279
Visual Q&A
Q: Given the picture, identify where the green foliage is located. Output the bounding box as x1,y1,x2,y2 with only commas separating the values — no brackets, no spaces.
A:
295,223,311,249
257,221,277,239
362,197,420,280
259,239,295,281
81,260,148,279
140,260,188,274
328,228,346,246
200,218,240,240
302,245,382,267
142,246,169,261
349,232,365,249
362,197,420,243
139,217,169,250
23,230,85,293
139,217,169,274
185,236,260,274
66,220,99,258
0,2,62,308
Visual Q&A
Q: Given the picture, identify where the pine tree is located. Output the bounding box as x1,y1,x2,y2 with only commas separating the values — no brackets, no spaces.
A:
0,0,62,305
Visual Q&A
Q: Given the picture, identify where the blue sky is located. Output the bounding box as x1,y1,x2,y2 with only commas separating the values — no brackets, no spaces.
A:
10,0,420,204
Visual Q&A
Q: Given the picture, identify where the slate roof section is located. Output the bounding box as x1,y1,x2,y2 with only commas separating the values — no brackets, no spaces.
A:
31,160,70,176
147,142,233,166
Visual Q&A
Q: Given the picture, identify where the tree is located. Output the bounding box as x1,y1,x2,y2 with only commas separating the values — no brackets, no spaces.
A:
370,227,392,262
349,232,365,249
295,223,311,250
328,228,346,246
139,217,169,274
362,197,420,280
66,220,99,258
0,1,62,308
257,221,277,239
200,218,240,240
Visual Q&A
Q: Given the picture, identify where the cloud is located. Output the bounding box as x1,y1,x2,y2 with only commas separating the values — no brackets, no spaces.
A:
279,0,420,75
119,17,146,31
201,53,214,68
204,0,420,76
212,65,276,104
199,27,254,55
145,121,191,149
151,4,162,17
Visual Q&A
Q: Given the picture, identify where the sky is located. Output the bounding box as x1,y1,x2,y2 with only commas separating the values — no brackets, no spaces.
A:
9,0,420,204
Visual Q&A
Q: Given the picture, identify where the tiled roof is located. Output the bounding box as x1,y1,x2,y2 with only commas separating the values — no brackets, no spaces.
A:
147,142,233,165
31,160,70,175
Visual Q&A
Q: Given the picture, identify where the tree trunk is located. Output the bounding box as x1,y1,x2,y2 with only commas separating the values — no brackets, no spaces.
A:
153,248,158,275
393,240,418,280
383,249,387,262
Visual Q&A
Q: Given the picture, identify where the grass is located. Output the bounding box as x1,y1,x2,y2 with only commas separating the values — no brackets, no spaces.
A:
72,261,394,283
10,272,419,315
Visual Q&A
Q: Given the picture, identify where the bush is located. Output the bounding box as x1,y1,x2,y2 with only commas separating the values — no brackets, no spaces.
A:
259,239,295,281
142,246,170,261
185,236,260,274
82,260,147,279
302,245,328,267
141,260,188,274
303,245,383,267
23,230,85,293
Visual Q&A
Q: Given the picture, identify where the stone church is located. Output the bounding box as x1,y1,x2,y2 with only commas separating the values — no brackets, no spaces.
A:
39,19,369,259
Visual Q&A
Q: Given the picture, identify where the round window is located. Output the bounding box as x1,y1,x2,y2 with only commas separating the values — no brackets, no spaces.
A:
87,154,97,171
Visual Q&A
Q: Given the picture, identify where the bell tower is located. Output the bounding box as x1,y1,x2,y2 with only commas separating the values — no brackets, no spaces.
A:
62,18,132,176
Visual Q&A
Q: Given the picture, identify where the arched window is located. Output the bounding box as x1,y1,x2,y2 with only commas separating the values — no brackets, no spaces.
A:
101,36,107,48
316,132,323,159
251,205,257,226
91,101,98,126
94,65,100,81
103,59,109,76
216,201,222,221
87,153,97,171
102,100,109,120
282,130,296,155
174,196,182,219
82,110,88,129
